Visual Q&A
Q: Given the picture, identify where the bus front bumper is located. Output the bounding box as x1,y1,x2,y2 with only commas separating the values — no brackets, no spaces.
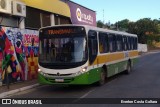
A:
38,68,101,85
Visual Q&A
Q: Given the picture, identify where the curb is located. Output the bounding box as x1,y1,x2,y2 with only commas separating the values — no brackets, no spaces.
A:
140,51,160,56
0,83,39,98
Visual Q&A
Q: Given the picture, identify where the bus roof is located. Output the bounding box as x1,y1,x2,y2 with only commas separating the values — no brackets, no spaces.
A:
40,24,137,37
82,25,137,37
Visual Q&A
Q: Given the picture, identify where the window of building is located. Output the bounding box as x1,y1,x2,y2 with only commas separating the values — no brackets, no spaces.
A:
55,15,59,25
60,16,71,24
99,32,109,53
25,7,71,29
25,7,41,29
0,13,18,27
41,12,51,27
55,15,71,25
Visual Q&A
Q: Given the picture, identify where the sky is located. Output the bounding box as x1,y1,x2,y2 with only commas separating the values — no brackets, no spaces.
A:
71,0,160,24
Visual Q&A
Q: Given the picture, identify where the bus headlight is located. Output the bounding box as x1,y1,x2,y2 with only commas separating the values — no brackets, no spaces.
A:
74,67,87,76
38,69,41,72
81,66,88,73
38,69,47,77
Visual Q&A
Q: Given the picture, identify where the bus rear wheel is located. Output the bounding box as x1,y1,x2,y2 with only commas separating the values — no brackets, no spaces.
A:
125,61,131,74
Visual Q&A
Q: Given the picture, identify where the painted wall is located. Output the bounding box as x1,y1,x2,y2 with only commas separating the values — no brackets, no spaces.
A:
0,26,38,84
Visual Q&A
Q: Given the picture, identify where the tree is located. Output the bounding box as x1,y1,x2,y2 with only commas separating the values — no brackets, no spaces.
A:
97,20,104,28
153,19,160,33
115,19,130,31
127,18,159,43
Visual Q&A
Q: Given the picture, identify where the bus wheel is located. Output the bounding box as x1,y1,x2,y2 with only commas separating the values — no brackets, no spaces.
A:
97,69,106,86
125,61,131,74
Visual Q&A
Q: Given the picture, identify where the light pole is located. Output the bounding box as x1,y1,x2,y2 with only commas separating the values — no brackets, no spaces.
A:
117,21,119,31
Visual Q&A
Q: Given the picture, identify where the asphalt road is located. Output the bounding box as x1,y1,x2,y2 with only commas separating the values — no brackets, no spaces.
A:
6,51,160,107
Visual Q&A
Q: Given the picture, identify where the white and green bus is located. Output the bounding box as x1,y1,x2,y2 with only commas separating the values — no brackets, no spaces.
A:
38,25,138,85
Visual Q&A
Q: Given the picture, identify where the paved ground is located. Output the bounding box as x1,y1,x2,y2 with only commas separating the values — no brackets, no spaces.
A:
0,79,39,98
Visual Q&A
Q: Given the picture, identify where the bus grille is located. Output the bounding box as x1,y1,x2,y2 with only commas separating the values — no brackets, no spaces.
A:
46,78,74,83
48,73,73,77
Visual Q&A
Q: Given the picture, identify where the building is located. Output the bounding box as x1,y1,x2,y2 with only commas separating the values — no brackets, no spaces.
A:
0,0,96,85
0,0,72,29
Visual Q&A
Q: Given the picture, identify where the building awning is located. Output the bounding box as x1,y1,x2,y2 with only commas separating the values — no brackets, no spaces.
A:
22,0,71,17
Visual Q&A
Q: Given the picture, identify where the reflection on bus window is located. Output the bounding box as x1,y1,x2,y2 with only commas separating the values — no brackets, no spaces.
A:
99,32,109,53
39,37,87,63
116,35,123,51
108,34,116,52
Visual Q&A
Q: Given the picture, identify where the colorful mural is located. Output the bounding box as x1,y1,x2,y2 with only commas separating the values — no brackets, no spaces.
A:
0,26,39,84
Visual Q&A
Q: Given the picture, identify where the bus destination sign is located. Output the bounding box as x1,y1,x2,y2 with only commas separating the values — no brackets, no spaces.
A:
47,29,75,35
43,27,85,35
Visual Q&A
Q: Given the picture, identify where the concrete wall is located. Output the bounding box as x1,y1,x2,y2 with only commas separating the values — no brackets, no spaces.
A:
138,43,148,52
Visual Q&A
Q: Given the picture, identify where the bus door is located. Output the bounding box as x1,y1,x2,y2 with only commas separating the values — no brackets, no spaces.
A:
88,30,98,68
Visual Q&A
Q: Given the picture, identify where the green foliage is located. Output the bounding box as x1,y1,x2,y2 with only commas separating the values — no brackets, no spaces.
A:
97,20,104,28
157,24,160,33
128,18,160,44
115,19,129,31
146,34,160,47
147,34,160,42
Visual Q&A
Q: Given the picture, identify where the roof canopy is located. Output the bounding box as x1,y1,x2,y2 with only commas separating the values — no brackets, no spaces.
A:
22,0,70,17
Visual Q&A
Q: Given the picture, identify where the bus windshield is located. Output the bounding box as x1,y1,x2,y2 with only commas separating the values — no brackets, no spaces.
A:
39,36,87,64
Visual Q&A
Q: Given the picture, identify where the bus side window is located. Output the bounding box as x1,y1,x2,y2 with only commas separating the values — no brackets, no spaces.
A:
130,37,134,50
123,36,128,51
99,32,109,53
88,30,98,64
116,35,123,51
108,34,113,52
127,36,131,50
132,37,137,50
108,34,116,52
135,38,138,49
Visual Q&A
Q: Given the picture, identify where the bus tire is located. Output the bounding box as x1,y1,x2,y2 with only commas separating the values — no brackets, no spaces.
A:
125,61,131,74
97,68,106,86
